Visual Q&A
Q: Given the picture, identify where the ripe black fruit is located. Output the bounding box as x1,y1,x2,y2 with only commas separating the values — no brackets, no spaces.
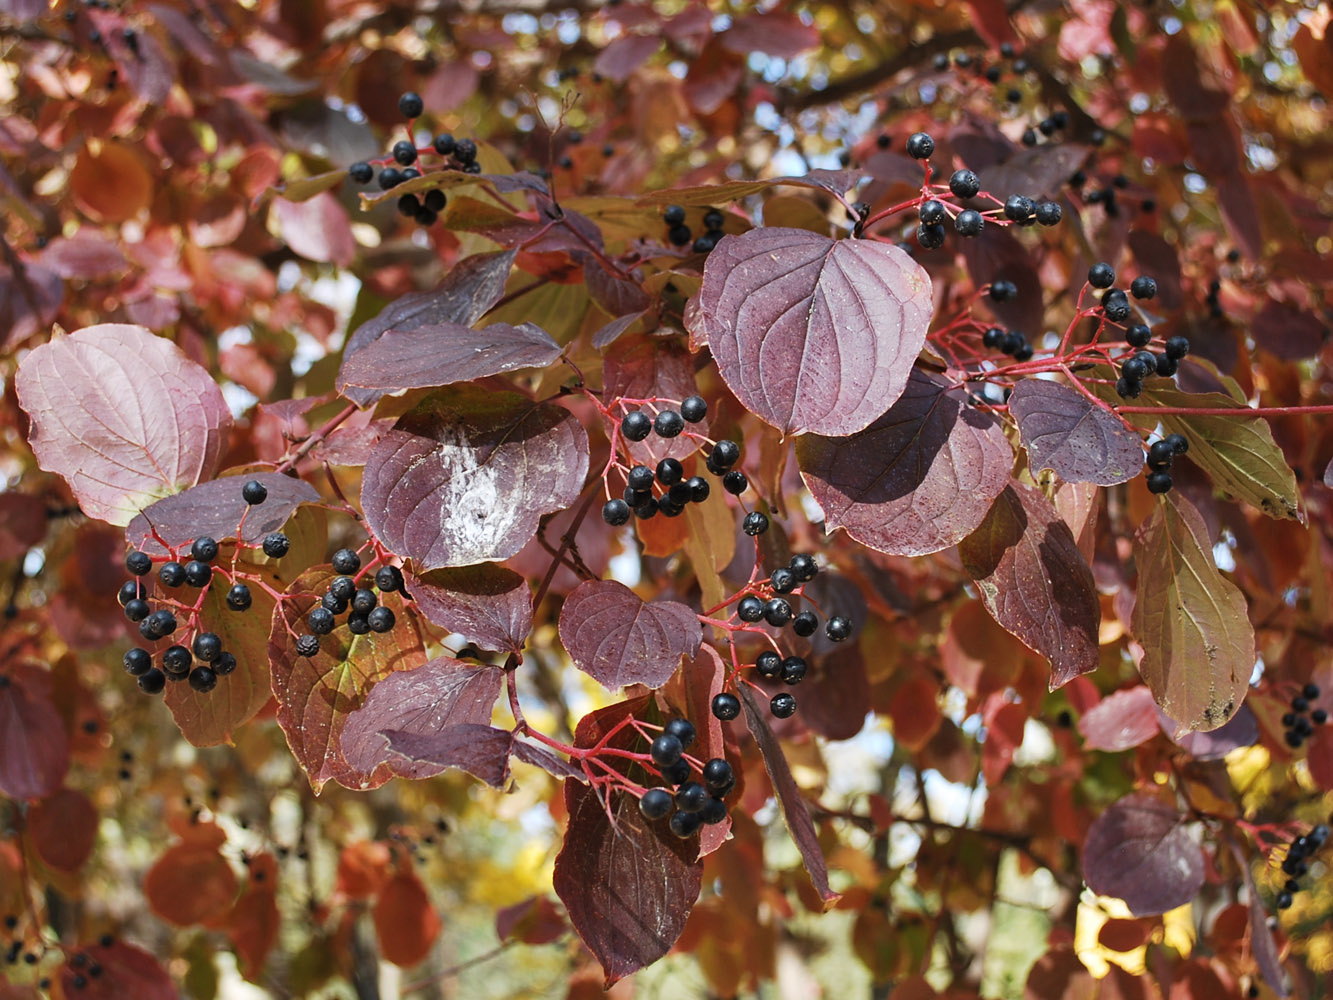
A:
712,692,740,720
159,561,185,587
708,440,740,472
191,537,219,563
686,476,710,503
639,788,673,820
949,169,981,199
392,140,417,165
792,611,818,637
368,606,396,633
771,693,797,718
664,718,696,749
1130,276,1157,300
398,92,424,118
349,162,373,184
162,645,192,675
669,810,703,838
225,583,252,611
189,666,218,692
989,280,1017,302
763,598,793,627
663,205,686,227
781,656,807,684
453,138,478,163
656,458,683,485
1034,201,1062,225
1004,195,1034,222
144,609,177,639
621,411,652,441
332,548,361,574
702,758,734,794
680,395,708,423
138,669,166,694
756,650,782,678
214,651,237,675
906,132,935,159
628,465,655,491
1126,324,1152,348
184,560,212,587
653,409,685,438
954,210,984,236
375,565,404,593
668,224,692,246
1088,262,1115,288
352,589,378,615
242,480,268,505
723,470,748,495
1165,336,1190,361
262,533,290,558
118,580,140,606
123,648,151,676
1146,471,1173,494
192,632,222,661
826,616,852,642
1102,289,1131,322
789,553,817,581
742,511,769,536
737,596,765,623
675,782,709,813
295,634,320,657
1164,433,1189,455
1147,441,1175,469
770,568,796,593
125,550,152,576
602,499,631,526
651,733,683,767
919,200,945,225
309,608,336,634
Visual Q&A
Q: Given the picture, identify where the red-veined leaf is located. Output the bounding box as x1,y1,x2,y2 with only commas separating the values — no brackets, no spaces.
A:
959,482,1101,689
361,386,588,570
797,369,1012,556
1010,378,1144,486
558,580,702,691
691,228,932,436
1131,491,1254,734
1082,793,1204,916
15,324,232,526
402,563,533,653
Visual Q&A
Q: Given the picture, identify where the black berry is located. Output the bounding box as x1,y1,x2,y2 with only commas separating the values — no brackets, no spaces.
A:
737,596,765,623
453,138,478,163
191,537,219,563
1147,440,1175,469
825,616,852,642
392,140,417,165
262,533,290,558
1126,324,1152,348
954,210,984,236
712,692,741,720
1102,289,1131,322
398,92,424,118
919,200,945,225
1035,201,1062,225
639,788,673,820
792,611,818,637
295,634,321,657
1165,433,1189,455
702,758,734,794
162,644,192,675
664,718,696,749
308,608,336,635
1165,336,1190,361
1130,276,1157,300
949,169,981,199
159,561,185,587
603,499,631,526
621,411,652,441
188,666,217,692
781,656,807,684
686,476,710,503
742,511,769,536
192,632,222,662
433,133,455,155
242,480,268,505
1146,471,1173,494
650,733,683,767
669,810,703,838
184,560,212,588
375,565,404,593
675,781,709,813
680,395,708,423
377,167,404,190
668,224,692,246
789,553,817,581
763,598,793,627
144,609,177,639
125,550,152,576
332,548,361,575
349,162,374,184
226,583,252,611
138,669,166,694
906,132,935,159
653,409,685,438
367,606,396,633
1088,262,1115,289
123,648,151,676
756,650,782,678
723,470,748,495
770,693,797,718
663,204,686,226
1004,195,1034,222
656,458,683,485
770,568,796,594
118,579,141,606
329,576,355,601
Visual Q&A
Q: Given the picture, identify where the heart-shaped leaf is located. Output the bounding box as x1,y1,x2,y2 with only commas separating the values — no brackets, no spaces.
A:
796,369,1012,556
269,567,427,792
15,323,232,526
1132,491,1254,734
340,657,504,779
1010,379,1144,486
402,563,533,653
361,386,589,570
691,228,932,436
558,580,701,691
340,250,517,407
336,321,561,397
1082,794,1204,915
958,482,1100,689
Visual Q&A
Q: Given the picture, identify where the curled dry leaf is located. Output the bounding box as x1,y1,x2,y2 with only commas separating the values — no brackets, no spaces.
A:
15,324,232,526
692,227,932,437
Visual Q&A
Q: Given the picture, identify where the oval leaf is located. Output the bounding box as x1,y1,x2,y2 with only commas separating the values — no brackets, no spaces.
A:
28,788,97,872
553,781,702,987
125,472,320,555
1082,793,1204,916
361,386,589,570
402,563,532,654
1010,379,1144,486
269,567,427,792
341,250,517,407
144,837,238,926
558,580,702,691
341,657,504,779
336,321,561,397
1131,491,1254,734
1078,686,1160,752
373,869,442,968
58,941,179,1000
692,228,932,437
797,369,1013,556
0,670,69,801
958,482,1101,689
15,324,232,525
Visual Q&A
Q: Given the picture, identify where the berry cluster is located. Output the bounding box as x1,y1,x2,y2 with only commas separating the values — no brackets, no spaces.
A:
1274,822,1329,910
1093,262,1191,399
1142,434,1189,496
904,131,1061,251
710,554,853,721
1021,109,1069,148
637,718,734,839
601,396,746,524
982,325,1033,361
296,551,404,657
1281,683,1327,749
662,204,727,255
347,92,481,228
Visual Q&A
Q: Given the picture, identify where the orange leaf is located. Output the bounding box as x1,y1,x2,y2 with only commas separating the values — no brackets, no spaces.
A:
372,870,441,967
70,143,153,223
228,854,279,981
337,841,392,900
144,830,237,927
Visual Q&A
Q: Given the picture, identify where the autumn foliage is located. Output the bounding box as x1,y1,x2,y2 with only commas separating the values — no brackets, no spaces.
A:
3,0,1333,998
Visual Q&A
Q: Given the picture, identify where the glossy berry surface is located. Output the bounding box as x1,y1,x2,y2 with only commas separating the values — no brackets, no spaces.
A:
669,810,703,838
792,611,818,637
702,758,733,794
242,480,268,505
737,595,764,622
770,567,796,593
781,656,807,684
627,465,655,492
954,210,984,236
723,470,748,495
708,439,740,471
905,132,935,159
1130,276,1157,299
192,632,221,661
123,648,151,676
655,458,683,485
1034,201,1062,225
662,204,686,226
262,533,290,558
332,548,361,574
125,550,152,576
621,411,652,441
711,692,740,720
639,788,673,820
653,409,684,438
756,650,781,678
1165,336,1190,361
226,583,252,611
680,395,708,423
398,91,423,118
686,476,710,503
664,718,696,749
742,511,769,536
138,669,166,695
367,606,396,633
919,200,945,225
675,782,709,813
162,645,192,675
213,652,236,675
191,536,219,563
158,561,185,587
1088,262,1115,288
602,499,631,526
771,693,797,718
308,608,336,635
789,553,817,581
650,733,683,767
348,161,373,184
949,169,981,198
1126,324,1152,348
188,666,217,692
375,565,404,592
184,560,212,587
1004,195,1034,221
763,598,792,627
1146,471,1173,494
826,616,852,642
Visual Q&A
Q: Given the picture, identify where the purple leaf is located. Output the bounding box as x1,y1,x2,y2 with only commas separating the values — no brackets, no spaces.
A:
978,143,1089,201
738,685,840,905
38,230,129,280
402,564,533,654
273,192,355,266
559,580,702,691
602,336,706,464
125,472,321,556
335,321,561,397
0,261,64,351
340,657,504,779
583,258,651,317
591,310,649,350
0,666,69,801
796,369,1012,556
1082,793,1204,916
381,725,513,788
553,781,703,987
1078,686,1160,752
16,323,232,526
798,647,871,741
1010,378,1144,486
1128,231,1184,310
721,11,820,58
958,482,1101,689
960,224,1046,338
511,740,587,783
1158,703,1259,760
637,170,868,208
691,228,932,437
340,251,517,407
361,386,589,570
593,33,662,81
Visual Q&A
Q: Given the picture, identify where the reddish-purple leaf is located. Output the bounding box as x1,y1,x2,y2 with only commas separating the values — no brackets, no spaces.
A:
1217,172,1262,263
0,493,46,561
402,564,532,654
1128,230,1184,310
602,336,706,464
57,940,178,1000
583,258,651,317
341,251,517,407
125,472,320,556
0,262,64,351
738,685,840,906
270,568,427,792
591,310,649,350
965,0,1019,48
960,224,1046,339
661,644,731,856
1252,300,1326,360
798,647,871,741
691,228,932,437
16,324,232,526
1160,703,1258,760
553,781,702,987
512,739,587,783
559,580,702,691
978,144,1088,201
1010,378,1145,486
38,230,129,280
1078,687,1160,752
1229,840,1291,997
592,33,662,82
1082,793,1204,915
0,668,69,801
382,725,513,788
336,320,560,397
958,482,1101,689
361,386,588,570
273,192,355,266
721,11,820,58
341,657,504,779
796,369,1012,556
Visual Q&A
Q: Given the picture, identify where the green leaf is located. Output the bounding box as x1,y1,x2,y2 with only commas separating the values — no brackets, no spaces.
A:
1131,491,1254,734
